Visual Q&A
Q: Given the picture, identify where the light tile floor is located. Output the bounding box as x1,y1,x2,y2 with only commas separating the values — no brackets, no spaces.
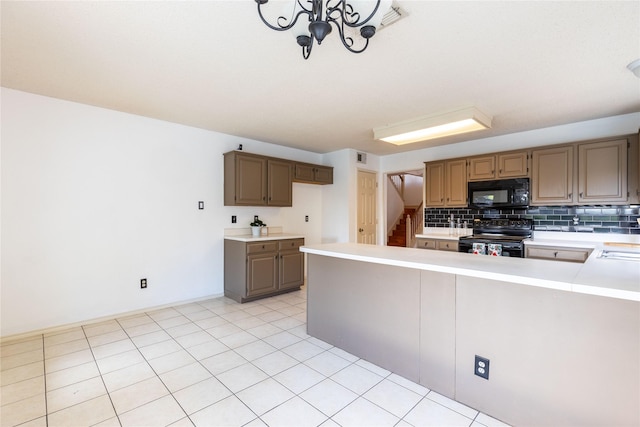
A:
1,288,510,427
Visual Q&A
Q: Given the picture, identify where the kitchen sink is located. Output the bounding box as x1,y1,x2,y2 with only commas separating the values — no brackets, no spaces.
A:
597,250,640,261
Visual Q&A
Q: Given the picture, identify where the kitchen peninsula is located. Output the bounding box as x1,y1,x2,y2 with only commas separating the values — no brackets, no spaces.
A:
300,242,639,426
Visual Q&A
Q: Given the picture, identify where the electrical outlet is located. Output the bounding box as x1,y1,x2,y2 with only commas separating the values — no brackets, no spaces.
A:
198,201,204,210
254,215,258,222
305,215,309,222
140,278,147,289
231,215,237,224
475,355,489,380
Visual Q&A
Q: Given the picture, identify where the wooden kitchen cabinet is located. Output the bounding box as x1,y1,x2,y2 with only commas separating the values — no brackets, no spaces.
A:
425,159,467,207
468,151,529,181
578,138,627,203
224,238,305,303
468,156,496,181
497,151,529,178
525,245,592,263
416,237,458,252
531,145,574,205
224,151,292,206
293,162,333,184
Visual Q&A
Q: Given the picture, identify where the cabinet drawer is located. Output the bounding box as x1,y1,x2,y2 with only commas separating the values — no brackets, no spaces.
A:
279,239,304,251
417,238,437,250
526,246,591,263
247,242,278,254
437,240,458,252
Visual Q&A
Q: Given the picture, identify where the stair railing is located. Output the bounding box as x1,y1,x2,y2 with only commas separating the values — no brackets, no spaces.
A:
405,202,424,248
389,174,405,199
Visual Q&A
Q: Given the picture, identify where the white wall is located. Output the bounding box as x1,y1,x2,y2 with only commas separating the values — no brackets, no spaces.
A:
0,88,326,337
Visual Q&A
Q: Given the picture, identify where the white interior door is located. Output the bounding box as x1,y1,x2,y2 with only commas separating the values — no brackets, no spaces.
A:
357,170,377,244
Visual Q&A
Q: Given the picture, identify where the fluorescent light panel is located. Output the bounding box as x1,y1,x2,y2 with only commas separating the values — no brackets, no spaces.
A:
374,107,492,145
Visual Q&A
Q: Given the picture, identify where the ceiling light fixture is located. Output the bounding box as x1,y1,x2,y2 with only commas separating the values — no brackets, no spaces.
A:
255,0,391,59
373,107,493,145
627,59,640,78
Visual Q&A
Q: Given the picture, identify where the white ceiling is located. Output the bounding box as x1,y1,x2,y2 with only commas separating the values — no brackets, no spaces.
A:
2,1,639,156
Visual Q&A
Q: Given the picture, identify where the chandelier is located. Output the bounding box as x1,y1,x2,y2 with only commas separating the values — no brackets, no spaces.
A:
255,0,391,59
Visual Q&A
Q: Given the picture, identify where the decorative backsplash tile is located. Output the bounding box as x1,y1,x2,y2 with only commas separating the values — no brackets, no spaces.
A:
425,205,640,234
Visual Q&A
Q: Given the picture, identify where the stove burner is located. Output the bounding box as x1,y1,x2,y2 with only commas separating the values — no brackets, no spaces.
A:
458,218,533,257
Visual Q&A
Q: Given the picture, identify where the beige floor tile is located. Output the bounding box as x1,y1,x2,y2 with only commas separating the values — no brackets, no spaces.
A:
101,361,156,392
234,340,276,361
156,315,191,330
0,337,42,358
281,340,325,362
168,416,196,427
246,323,284,339
172,377,232,415
1,375,45,406
300,379,358,417
404,397,475,426
45,349,94,374
0,361,44,387
200,350,247,375
304,351,352,376
147,308,181,322
159,362,212,393
82,320,122,337
116,314,154,329
46,376,106,413
47,394,116,427
184,309,216,322
263,331,302,349
363,378,423,418
130,330,171,347
189,395,257,427
95,349,145,375
0,393,46,427
124,321,163,337
92,416,122,427
43,329,85,347
87,329,129,347
218,331,258,349
273,363,326,394
138,339,182,361
252,350,299,377
206,323,242,339
260,396,327,427
165,322,201,339
193,315,228,330
13,415,47,427
91,338,136,360
174,303,206,315
109,376,169,414
174,331,215,349
147,349,195,374
44,338,89,359
332,397,399,427
236,378,295,416
216,363,269,393
330,363,384,395
1,349,43,371
119,395,186,427
45,361,100,391
427,391,479,419
184,338,229,360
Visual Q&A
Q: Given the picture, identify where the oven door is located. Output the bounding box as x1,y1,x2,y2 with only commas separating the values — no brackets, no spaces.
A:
458,238,524,258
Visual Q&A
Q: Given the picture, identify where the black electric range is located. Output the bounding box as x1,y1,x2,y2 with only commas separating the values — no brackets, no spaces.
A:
458,218,533,257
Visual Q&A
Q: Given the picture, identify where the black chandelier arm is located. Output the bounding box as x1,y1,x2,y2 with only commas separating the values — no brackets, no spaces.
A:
255,0,312,32
327,0,381,28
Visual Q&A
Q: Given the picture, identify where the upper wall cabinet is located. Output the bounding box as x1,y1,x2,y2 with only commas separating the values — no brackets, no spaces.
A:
293,162,333,184
530,136,631,206
224,151,292,207
531,145,575,205
578,139,627,203
468,151,529,181
425,159,467,207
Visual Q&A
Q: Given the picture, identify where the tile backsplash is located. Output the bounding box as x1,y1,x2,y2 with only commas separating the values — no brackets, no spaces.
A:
425,205,640,234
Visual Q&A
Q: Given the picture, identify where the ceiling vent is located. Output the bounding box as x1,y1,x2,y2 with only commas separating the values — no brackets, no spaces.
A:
378,3,406,31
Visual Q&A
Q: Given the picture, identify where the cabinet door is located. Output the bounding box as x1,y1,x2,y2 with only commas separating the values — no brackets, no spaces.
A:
314,166,333,184
468,156,496,181
578,139,627,203
436,240,458,252
267,159,293,206
445,160,467,207
235,155,267,205
498,151,529,178
279,251,304,290
417,238,437,250
531,146,574,205
247,253,278,297
525,246,590,263
425,162,445,207
294,163,315,182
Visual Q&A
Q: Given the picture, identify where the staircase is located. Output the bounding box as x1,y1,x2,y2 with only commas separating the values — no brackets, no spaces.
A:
387,207,416,247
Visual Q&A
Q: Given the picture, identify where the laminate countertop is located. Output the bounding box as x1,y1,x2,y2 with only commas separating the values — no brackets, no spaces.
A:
300,241,640,302
224,233,305,243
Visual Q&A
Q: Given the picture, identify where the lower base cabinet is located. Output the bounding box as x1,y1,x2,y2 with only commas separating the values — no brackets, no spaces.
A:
225,238,304,303
416,237,459,252
525,244,592,263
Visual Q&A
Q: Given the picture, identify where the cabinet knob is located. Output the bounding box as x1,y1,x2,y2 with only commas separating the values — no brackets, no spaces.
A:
359,228,364,232
554,251,559,258
568,193,572,198
579,192,583,198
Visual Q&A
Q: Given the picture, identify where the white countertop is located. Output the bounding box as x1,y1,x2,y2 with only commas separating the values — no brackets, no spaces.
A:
415,227,472,241
300,242,640,302
224,233,305,243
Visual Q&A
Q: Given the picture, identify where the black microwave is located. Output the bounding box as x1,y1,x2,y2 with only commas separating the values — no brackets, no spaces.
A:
468,178,530,210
